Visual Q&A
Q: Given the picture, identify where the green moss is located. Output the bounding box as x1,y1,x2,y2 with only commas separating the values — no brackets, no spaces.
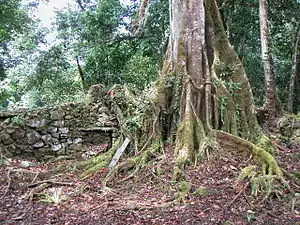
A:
250,144,282,176
128,156,141,165
193,187,218,196
238,165,258,180
179,181,191,194
173,166,185,181
250,176,274,196
80,136,123,178
291,171,300,180
256,135,277,155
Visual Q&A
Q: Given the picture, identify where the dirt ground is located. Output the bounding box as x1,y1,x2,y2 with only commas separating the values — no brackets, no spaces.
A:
1,140,300,225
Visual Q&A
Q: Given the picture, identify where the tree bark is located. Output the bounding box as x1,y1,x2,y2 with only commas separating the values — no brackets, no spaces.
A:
287,27,300,113
157,0,269,176
97,0,282,184
259,0,277,123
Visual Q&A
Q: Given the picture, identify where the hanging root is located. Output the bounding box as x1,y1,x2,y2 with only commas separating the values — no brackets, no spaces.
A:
173,99,220,181
173,115,194,181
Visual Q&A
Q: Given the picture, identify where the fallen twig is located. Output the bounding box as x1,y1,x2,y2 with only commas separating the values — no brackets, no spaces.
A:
27,183,50,202
27,180,73,188
271,140,290,152
1,170,12,199
245,153,253,163
117,174,134,184
226,181,249,209
31,172,39,184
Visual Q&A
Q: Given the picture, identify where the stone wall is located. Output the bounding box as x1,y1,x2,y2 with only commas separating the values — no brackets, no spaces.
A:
0,101,118,158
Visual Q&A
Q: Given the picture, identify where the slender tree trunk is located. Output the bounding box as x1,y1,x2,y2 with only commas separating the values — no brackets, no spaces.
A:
288,27,300,113
259,0,277,123
76,56,87,90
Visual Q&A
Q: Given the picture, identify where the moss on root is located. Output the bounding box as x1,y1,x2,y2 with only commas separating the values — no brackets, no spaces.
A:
80,136,124,179
256,135,277,155
193,187,218,196
238,168,291,199
177,181,191,202
103,138,162,185
215,130,289,198
216,130,282,177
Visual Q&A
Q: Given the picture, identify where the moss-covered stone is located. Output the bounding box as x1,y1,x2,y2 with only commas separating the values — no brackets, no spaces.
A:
193,187,218,196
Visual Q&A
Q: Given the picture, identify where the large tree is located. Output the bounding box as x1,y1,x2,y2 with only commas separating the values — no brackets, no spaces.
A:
87,0,284,188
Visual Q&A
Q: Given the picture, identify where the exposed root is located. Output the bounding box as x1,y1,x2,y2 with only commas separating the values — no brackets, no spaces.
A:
133,139,162,176
214,130,291,201
103,157,139,186
104,138,162,185
216,130,282,176
27,180,73,188
238,165,292,202
78,136,123,179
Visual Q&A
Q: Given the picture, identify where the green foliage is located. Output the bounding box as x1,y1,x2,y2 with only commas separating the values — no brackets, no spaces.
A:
56,0,168,88
122,52,158,89
220,96,228,124
0,85,10,108
4,43,87,109
56,0,133,86
0,0,31,44
221,0,299,107
179,181,191,193
38,187,68,204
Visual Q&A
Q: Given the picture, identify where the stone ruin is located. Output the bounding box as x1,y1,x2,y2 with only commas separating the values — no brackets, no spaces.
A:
0,84,119,159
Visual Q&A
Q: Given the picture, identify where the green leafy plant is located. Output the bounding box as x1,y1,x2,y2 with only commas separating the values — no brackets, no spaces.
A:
245,210,256,223
38,187,68,204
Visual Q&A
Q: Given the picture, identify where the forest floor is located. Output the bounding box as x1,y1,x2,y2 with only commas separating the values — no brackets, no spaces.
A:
0,138,300,225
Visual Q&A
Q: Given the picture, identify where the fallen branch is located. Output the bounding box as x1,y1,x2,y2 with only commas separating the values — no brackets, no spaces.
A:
271,140,290,152
27,183,50,202
108,137,130,168
31,172,39,184
27,180,73,188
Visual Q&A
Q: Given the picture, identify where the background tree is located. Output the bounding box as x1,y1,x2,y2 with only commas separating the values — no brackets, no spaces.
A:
220,0,299,111
0,0,31,45
259,0,278,124
287,27,300,113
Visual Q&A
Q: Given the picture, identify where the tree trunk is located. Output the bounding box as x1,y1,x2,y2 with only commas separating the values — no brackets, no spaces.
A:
287,27,300,113
259,0,277,124
156,0,280,179
90,0,282,185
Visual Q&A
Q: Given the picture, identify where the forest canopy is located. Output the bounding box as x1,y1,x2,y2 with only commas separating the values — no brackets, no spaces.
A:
0,0,298,112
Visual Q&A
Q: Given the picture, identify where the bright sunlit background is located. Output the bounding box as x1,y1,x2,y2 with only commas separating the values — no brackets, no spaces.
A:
34,0,131,27
35,0,76,27
30,0,132,47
